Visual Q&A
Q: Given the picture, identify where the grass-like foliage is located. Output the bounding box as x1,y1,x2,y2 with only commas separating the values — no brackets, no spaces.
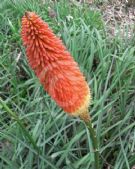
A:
0,0,135,169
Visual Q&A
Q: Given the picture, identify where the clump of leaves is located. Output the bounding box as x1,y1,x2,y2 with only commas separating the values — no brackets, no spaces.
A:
53,0,104,30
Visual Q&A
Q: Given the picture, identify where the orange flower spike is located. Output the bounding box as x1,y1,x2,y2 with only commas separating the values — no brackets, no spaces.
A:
21,12,91,120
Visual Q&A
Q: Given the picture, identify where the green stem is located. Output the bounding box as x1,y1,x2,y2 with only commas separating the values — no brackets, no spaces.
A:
85,120,99,169
0,97,40,154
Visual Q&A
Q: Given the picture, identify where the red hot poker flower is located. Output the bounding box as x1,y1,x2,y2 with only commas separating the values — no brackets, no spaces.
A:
21,12,91,118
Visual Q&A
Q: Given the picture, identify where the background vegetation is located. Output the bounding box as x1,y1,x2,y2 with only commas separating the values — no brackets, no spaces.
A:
0,0,135,168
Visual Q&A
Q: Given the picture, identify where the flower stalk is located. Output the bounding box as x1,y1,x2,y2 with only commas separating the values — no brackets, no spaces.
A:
21,11,99,169
80,111,99,169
